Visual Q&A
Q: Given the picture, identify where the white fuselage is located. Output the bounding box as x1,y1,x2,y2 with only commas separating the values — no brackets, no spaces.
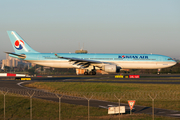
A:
27,60,175,69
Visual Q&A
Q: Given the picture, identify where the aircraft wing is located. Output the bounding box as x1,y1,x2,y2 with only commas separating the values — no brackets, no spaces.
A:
55,53,113,69
5,52,26,59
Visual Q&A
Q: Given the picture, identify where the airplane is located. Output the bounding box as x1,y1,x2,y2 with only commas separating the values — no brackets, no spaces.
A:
6,31,176,75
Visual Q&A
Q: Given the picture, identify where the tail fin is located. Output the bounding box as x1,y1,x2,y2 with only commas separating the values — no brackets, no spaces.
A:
7,31,39,53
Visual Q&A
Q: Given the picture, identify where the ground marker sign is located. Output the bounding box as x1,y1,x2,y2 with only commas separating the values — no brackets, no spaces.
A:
128,100,135,110
128,100,135,115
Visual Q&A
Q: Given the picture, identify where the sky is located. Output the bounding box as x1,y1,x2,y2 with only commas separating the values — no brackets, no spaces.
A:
0,0,180,60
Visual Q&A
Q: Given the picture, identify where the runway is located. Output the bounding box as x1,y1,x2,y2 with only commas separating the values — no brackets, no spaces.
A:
0,75,180,118
28,74,180,84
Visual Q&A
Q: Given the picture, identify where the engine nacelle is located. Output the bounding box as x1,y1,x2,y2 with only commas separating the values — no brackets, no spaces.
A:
101,65,120,73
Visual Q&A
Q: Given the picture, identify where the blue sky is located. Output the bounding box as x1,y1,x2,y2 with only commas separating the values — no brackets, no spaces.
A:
0,0,180,60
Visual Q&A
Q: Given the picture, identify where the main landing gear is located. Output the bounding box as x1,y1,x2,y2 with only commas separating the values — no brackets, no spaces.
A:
84,70,96,75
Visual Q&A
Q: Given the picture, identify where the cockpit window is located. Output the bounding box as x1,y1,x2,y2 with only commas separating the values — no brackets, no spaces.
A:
168,58,173,60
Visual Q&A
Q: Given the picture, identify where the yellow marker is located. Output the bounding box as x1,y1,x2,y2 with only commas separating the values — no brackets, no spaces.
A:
125,76,129,78
21,78,31,80
115,75,123,78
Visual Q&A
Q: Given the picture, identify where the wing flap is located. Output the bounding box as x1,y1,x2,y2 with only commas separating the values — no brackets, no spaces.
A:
55,53,111,64
54,53,115,69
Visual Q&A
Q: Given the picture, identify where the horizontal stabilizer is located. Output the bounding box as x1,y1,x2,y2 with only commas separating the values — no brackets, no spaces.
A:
5,52,26,59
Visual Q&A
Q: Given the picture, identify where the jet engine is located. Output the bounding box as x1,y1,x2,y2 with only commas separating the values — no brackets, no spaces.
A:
101,65,120,73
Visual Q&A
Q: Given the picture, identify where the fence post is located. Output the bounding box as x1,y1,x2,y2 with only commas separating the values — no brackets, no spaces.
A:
55,94,63,120
148,94,157,120
0,90,8,120
84,95,93,120
114,94,125,120
27,91,35,120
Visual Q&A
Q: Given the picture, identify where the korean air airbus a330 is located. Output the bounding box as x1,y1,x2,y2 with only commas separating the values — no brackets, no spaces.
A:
6,31,176,75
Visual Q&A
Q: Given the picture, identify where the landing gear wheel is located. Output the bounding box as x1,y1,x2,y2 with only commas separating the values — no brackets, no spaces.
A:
92,71,96,75
157,68,161,75
84,72,88,75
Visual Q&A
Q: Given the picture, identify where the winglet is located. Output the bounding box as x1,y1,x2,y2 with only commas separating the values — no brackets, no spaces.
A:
54,53,63,58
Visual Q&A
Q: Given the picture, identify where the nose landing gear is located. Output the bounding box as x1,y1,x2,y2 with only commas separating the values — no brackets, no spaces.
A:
157,68,161,75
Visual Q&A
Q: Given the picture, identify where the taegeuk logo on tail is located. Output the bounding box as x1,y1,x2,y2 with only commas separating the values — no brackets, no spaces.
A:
14,40,24,50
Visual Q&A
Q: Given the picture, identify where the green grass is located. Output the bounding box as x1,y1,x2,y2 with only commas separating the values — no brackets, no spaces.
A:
0,94,178,120
26,82,180,92
0,94,108,120
26,82,180,111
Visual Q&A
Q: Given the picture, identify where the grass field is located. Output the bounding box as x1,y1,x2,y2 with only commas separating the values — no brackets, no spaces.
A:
26,81,180,112
0,94,178,120
26,81,180,92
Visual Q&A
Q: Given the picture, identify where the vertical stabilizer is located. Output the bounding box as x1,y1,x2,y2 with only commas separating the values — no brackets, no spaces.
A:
7,31,39,53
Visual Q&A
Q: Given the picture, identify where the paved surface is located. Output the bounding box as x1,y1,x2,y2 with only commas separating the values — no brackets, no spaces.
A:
29,75,180,84
0,75,180,118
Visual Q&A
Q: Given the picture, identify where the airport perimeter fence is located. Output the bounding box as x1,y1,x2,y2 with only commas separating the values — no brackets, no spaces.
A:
0,87,180,120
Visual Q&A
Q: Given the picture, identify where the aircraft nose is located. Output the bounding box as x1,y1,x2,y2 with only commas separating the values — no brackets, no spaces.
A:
172,61,177,66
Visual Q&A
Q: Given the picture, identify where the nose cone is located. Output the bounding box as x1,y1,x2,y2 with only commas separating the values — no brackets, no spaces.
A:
171,60,177,66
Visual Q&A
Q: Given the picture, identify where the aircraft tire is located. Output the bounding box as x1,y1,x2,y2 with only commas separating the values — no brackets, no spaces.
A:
84,72,88,75
92,71,96,75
